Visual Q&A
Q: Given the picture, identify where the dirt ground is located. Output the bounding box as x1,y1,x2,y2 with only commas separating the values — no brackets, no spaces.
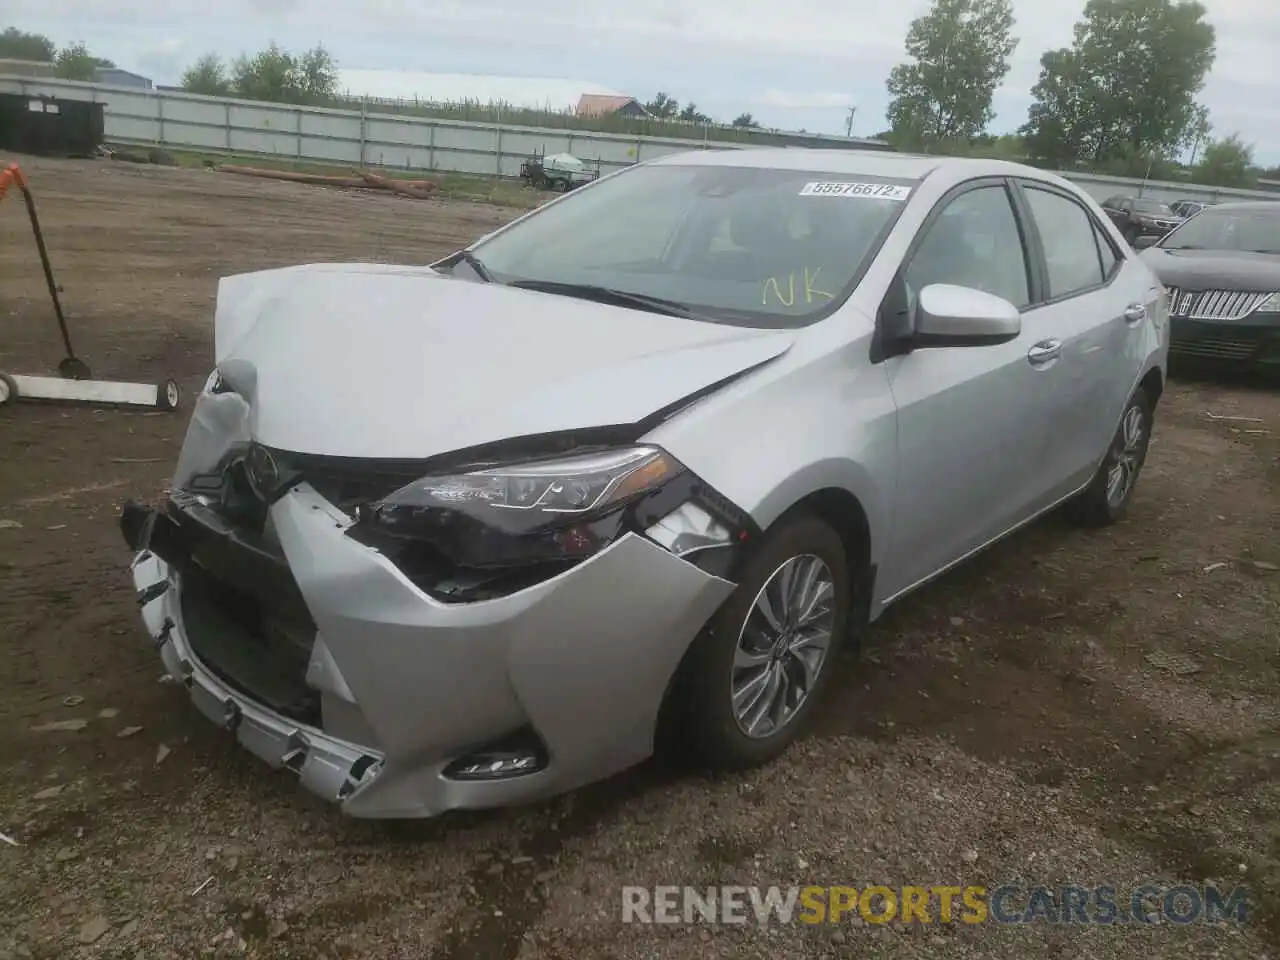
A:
1,156,1277,960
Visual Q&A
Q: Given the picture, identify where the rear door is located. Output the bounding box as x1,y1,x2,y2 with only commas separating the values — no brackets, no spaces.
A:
1012,180,1153,493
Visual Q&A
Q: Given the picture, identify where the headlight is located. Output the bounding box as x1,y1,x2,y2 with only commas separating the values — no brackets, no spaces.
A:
1256,292,1280,313
382,446,679,520
350,448,747,576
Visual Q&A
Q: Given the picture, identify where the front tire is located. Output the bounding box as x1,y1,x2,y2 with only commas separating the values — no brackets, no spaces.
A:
681,512,851,769
1068,387,1153,527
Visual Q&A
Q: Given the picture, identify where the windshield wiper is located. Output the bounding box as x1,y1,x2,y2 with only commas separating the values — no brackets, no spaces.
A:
506,279,705,319
446,249,494,282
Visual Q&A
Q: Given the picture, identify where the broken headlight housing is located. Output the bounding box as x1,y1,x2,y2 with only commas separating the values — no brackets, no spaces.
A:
346,445,756,593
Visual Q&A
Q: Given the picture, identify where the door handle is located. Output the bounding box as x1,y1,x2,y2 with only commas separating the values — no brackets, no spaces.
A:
1124,303,1147,323
1027,339,1062,366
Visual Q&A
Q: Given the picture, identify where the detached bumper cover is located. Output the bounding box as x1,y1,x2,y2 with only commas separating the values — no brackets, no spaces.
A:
123,484,734,818
1168,313,1280,364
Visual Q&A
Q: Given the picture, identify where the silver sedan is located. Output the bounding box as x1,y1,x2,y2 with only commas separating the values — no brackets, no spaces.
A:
120,149,1168,818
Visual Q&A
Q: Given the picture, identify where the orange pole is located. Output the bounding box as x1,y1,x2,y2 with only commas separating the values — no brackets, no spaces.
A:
0,163,27,202
0,163,80,367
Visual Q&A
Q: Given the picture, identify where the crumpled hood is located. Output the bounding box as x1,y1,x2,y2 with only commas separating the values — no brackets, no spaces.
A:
1140,247,1280,293
212,263,795,459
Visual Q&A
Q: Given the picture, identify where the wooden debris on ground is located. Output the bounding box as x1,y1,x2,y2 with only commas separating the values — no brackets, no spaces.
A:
216,164,439,199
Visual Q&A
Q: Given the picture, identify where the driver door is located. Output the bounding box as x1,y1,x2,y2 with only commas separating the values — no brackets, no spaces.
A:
879,179,1058,599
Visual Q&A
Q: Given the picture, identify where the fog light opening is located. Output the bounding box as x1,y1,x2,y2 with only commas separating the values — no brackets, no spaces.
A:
281,732,309,773
338,756,382,801
442,727,548,781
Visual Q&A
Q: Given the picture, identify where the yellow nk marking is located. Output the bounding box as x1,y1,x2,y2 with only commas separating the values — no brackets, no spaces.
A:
762,273,795,307
763,267,833,307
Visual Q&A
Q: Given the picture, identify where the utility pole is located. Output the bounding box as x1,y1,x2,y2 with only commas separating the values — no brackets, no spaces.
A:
845,105,857,138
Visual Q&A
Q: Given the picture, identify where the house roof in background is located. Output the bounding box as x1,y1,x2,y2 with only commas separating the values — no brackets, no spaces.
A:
575,93,644,116
95,66,152,81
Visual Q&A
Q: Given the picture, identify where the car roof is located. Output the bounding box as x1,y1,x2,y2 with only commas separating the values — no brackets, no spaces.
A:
646,148,1081,188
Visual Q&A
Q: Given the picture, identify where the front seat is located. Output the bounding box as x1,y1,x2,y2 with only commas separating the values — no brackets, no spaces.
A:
726,199,800,279
908,212,983,292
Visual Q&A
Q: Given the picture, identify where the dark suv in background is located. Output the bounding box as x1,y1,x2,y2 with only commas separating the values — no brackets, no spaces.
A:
1100,196,1185,245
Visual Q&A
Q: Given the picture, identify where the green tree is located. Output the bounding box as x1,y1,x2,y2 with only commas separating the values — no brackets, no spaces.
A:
1193,134,1256,188
54,41,113,80
678,102,711,123
885,0,1017,147
180,53,231,96
1021,0,1216,168
731,112,760,128
229,42,336,104
644,92,679,118
966,133,1027,160
0,27,56,61
296,45,337,103
1020,49,1088,167
231,43,297,101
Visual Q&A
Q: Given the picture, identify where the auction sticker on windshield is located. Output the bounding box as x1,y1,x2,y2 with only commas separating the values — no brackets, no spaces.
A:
799,182,912,201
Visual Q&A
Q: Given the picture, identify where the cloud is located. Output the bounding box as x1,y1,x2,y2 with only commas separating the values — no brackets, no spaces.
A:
754,88,855,110
135,37,186,75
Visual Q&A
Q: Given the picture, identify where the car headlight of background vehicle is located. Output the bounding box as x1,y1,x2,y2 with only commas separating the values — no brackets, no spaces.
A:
1255,292,1280,314
346,445,757,588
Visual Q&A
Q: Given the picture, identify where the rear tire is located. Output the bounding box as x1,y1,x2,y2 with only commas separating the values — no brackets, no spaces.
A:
680,512,851,770
1067,387,1153,527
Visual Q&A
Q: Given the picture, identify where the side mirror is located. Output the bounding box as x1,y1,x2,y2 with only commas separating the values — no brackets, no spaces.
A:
913,284,1022,346
1132,234,1159,250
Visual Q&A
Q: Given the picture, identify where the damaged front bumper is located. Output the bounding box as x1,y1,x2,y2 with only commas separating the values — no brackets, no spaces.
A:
120,483,733,819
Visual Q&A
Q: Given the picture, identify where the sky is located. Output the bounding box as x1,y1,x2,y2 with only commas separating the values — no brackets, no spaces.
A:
6,0,1279,163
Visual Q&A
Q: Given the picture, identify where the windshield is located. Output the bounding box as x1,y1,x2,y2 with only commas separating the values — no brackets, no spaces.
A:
1159,207,1280,252
465,163,917,327
1133,199,1174,215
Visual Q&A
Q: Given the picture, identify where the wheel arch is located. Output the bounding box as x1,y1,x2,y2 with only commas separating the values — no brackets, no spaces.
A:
785,487,873,588
1138,365,1163,408
653,482,878,753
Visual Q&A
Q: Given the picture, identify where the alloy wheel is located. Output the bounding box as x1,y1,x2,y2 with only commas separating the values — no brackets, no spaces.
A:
1106,402,1146,508
730,554,836,739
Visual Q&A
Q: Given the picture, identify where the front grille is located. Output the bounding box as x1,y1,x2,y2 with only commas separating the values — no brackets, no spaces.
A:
1169,337,1261,361
149,494,322,725
1166,287,1275,322
179,562,322,725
